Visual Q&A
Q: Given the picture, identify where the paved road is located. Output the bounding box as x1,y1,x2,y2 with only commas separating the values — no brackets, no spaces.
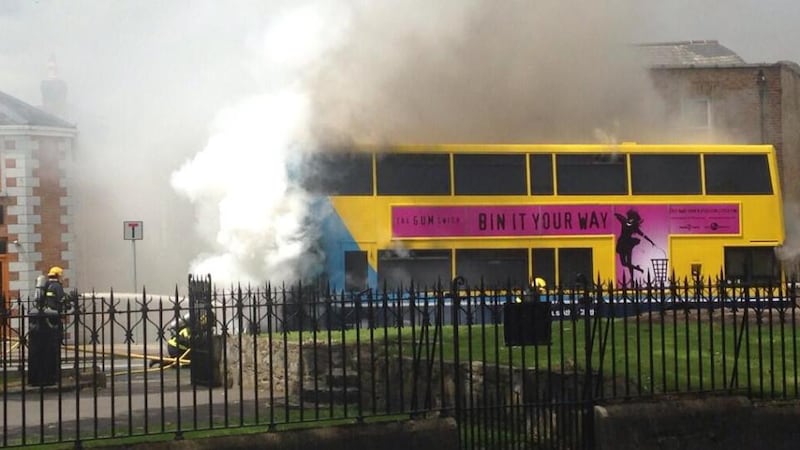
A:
0,365,292,446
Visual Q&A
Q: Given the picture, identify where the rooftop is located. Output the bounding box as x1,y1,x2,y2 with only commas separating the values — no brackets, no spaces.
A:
0,89,74,129
636,40,746,67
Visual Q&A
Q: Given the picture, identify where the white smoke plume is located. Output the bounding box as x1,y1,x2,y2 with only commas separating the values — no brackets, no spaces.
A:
171,3,351,285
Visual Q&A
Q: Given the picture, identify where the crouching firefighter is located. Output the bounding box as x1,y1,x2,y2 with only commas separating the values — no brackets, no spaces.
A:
152,313,192,368
168,319,191,359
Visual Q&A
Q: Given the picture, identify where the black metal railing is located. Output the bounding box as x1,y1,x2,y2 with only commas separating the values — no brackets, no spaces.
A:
0,275,798,449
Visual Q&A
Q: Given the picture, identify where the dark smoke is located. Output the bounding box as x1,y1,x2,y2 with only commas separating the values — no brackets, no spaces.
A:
310,1,665,145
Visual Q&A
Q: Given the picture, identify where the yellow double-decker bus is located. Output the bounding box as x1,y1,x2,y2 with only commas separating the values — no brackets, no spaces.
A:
302,143,784,290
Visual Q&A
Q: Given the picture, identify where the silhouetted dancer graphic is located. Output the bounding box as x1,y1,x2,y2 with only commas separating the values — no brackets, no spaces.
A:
615,209,655,283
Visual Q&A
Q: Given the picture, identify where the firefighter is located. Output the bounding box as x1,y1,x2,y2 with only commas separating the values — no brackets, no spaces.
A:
530,277,547,302
38,266,70,313
151,313,191,368
514,277,547,303
29,266,70,385
167,316,192,359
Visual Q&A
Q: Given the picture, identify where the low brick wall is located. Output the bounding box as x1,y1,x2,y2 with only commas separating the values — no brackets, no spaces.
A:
594,395,800,450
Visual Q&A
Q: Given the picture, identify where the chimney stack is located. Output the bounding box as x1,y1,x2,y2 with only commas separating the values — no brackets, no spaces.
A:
40,55,68,119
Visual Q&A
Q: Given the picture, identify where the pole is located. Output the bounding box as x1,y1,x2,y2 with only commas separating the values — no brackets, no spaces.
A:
757,69,767,144
132,240,138,293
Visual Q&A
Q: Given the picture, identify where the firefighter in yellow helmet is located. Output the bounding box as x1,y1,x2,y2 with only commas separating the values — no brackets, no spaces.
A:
41,266,67,312
514,277,548,303
529,277,547,302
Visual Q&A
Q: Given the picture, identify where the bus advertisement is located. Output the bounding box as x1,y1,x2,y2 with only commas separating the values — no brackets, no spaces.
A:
301,144,784,291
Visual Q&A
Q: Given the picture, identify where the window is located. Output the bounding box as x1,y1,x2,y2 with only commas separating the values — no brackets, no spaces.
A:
705,154,772,194
556,154,628,195
558,248,593,288
454,154,526,195
345,251,368,291
631,154,701,194
301,153,373,195
529,154,554,195
0,238,7,254
682,98,711,129
377,153,450,195
532,248,555,288
3,140,15,150
724,246,779,284
378,249,451,290
456,249,528,289
532,247,593,287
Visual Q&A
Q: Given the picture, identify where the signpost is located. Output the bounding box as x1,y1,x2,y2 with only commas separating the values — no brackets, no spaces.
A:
123,221,143,292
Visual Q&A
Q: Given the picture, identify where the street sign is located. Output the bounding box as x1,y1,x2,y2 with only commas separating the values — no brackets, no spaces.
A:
123,221,143,240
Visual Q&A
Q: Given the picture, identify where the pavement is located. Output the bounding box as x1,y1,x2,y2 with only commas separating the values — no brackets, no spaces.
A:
0,362,287,447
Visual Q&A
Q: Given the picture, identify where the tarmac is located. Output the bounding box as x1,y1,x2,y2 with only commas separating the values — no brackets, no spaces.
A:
0,356,285,447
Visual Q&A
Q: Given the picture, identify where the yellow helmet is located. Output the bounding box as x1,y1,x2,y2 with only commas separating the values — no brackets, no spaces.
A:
48,266,63,277
532,277,547,290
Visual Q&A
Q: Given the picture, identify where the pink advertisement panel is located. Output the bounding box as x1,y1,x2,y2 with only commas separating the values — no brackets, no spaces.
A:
391,203,740,285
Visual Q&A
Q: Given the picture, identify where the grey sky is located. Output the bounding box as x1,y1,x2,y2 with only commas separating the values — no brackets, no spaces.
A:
0,0,798,291
3,1,797,108
632,0,800,63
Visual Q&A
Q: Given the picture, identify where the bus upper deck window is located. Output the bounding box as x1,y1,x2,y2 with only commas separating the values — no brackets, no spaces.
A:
301,152,373,195
529,154,554,195
631,154,701,194
556,154,628,195
705,154,773,195
454,154,526,195
377,153,450,195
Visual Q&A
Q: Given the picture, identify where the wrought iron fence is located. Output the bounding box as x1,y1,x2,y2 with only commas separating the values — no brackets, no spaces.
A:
0,275,798,449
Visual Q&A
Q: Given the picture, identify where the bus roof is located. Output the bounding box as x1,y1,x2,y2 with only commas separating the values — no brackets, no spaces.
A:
343,143,775,154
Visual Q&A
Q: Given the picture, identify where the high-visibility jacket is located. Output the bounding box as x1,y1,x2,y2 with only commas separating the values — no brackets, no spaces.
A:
167,326,191,351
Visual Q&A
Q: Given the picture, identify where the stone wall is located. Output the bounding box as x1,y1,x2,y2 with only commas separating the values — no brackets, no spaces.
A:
93,417,458,450
224,335,383,400
223,334,601,424
594,395,800,450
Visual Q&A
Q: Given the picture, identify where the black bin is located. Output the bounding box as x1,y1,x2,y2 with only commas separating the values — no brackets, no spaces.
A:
188,273,222,387
503,301,552,346
190,334,222,387
28,312,62,386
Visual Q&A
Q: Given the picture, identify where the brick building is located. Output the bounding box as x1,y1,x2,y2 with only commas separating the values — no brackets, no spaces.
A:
639,41,800,261
0,88,76,299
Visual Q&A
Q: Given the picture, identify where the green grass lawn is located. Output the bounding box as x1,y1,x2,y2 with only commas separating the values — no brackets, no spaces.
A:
449,316,800,397
286,313,800,398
